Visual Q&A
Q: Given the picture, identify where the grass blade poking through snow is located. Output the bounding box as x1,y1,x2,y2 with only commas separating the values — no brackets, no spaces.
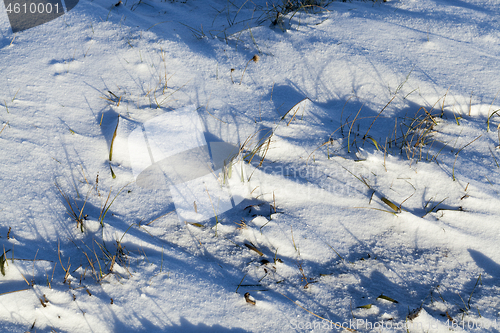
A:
98,183,130,228
363,96,396,141
422,197,447,217
108,115,119,179
56,182,92,232
381,197,401,213
365,135,380,151
452,135,482,181
0,249,9,276
377,294,398,303
348,104,363,153
0,122,7,136
244,243,264,256
467,274,482,310
280,97,310,121
239,54,260,85
109,115,119,162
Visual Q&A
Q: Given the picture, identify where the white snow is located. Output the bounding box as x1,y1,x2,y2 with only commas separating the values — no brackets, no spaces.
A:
1,0,500,332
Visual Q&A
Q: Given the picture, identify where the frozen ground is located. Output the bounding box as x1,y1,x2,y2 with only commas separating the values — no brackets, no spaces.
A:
0,0,500,332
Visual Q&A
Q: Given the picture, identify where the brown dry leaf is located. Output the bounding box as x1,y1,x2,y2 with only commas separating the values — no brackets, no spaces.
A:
244,292,256,305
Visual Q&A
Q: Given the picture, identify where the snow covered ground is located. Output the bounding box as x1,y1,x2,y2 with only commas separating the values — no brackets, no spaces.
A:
1,0,500,332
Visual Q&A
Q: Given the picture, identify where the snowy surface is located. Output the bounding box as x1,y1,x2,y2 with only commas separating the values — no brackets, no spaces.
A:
1,0,500,332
